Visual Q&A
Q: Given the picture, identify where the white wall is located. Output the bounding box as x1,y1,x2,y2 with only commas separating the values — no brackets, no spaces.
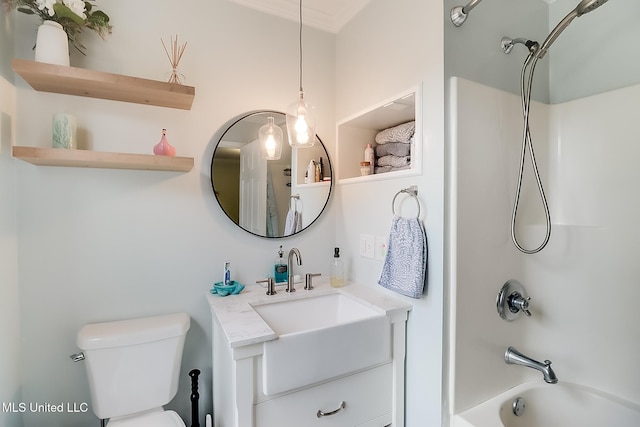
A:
336,0,445,425
0,8,21,427
8,1,336,425
0,74,22,427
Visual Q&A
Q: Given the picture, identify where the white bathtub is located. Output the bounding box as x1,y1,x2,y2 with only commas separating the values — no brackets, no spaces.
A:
452,381,640,427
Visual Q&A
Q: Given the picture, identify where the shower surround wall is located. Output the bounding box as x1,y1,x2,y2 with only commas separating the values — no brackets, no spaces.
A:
447,0,640,418
450,77,640,413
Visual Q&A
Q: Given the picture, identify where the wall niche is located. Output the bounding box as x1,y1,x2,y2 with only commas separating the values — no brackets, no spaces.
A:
337,84,422,184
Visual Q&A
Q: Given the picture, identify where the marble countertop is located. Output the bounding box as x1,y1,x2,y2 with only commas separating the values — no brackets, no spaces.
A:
206,278,413,348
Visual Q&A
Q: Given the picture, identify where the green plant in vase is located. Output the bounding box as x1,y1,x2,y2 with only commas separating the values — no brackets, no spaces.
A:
2,0,112,54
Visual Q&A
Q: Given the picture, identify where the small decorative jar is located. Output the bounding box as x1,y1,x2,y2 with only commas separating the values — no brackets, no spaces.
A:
360,161,371,176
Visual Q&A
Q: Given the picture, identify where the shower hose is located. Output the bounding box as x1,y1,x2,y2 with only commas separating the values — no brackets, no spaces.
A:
511,50,552,254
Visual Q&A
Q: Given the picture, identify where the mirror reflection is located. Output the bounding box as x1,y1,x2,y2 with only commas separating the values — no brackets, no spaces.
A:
211,111,332,238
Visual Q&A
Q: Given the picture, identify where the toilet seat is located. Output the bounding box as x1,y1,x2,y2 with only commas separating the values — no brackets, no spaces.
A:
107,410,185,427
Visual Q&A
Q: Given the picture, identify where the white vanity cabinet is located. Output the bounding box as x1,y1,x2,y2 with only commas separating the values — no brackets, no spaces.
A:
254,363,392,427
208,281,411,427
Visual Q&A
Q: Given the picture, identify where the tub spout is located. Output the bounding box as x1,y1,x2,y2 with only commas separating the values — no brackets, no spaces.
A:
505,346,558,384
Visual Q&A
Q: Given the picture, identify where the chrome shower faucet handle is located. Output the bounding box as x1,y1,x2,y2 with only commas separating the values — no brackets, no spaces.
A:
497,279,532,321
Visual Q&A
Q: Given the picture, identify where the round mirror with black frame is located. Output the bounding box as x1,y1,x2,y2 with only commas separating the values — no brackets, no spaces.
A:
211,111,333,238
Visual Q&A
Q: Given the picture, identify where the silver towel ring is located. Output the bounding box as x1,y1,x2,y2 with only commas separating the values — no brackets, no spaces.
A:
290,194,302,212
392,185,420,218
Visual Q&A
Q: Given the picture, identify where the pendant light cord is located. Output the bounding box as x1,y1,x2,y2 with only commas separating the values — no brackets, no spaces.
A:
298,0,303,92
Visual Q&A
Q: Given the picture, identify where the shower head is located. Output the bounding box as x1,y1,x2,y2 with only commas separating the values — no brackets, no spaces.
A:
576,0,609,16
535,0,610,59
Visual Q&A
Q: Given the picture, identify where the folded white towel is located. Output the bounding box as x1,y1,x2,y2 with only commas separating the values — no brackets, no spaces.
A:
378,216,427,299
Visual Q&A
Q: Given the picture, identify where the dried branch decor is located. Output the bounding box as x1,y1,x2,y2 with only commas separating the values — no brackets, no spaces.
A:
161,35,187,85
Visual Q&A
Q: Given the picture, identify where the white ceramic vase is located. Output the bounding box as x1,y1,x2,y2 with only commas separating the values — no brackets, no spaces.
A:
35,21,70,66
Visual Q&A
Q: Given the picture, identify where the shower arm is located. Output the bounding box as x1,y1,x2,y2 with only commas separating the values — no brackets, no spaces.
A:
450,0,484,27
460,0,483,14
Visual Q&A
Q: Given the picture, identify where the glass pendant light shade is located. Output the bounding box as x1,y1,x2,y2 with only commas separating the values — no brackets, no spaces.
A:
286,90,316,148
259,116,284,160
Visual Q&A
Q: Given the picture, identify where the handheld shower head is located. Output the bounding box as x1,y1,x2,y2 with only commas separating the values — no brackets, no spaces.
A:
576,0,609,16
535,0,610,59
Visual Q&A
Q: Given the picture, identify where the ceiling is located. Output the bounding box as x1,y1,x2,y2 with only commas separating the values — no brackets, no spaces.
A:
225,0,373,33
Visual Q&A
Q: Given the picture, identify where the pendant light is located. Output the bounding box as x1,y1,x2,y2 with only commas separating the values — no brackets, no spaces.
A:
286,0,316,148
259,116,283,160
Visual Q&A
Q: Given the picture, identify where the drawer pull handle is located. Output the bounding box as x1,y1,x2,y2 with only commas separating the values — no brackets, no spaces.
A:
316,401,346,418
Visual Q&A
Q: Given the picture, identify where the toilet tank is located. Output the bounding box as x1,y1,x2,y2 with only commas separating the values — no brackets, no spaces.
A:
77,313,190,420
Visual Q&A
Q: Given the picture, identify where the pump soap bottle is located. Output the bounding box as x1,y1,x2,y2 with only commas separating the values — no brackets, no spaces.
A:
330,247,344,288
274,245,288,284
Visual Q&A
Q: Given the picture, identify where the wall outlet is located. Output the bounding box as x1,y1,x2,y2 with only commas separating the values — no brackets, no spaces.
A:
360,234,375,259
375,236,388,261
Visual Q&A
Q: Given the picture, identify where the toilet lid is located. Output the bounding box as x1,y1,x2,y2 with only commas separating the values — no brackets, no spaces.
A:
107,410,185,427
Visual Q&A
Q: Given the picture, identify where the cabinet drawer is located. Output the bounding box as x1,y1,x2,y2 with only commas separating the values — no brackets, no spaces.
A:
255,364,392,427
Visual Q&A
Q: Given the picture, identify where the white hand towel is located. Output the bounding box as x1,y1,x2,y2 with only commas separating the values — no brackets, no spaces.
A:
284,208,296,235
378,216,427,298
284,209,303,235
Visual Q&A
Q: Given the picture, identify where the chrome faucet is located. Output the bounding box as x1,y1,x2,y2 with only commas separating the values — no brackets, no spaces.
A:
505,346,558,384
287,248,302,292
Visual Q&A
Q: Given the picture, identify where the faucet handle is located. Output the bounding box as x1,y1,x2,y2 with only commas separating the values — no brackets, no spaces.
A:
497,280,532,321
304,273,321,290
511,294,532,316
256,278,276,295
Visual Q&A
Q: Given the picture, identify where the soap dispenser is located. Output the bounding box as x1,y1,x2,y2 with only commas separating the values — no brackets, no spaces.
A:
274,245,288,284
330,247,344,288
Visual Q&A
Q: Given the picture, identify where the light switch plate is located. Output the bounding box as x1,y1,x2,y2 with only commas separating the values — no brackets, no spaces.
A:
360,234,375,259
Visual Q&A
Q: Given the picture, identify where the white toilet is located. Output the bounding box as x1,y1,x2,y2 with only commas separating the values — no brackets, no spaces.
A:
76,312,191,427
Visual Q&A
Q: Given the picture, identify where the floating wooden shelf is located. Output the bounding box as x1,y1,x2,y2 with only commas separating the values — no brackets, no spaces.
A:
12,146,194,172
12,59,195,110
